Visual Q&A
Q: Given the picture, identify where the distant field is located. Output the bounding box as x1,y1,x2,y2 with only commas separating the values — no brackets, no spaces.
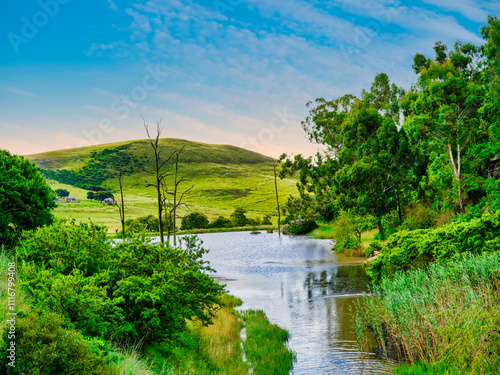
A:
32,139,298,232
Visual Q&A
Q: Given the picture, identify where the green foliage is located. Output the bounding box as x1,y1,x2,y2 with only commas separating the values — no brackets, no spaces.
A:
400,204,436,231
230,207,249,227
286,217,318,235
331,211,372,252
239,310,296,375
55,188,70,197
109,236,224,344
368,211,500,282
17,221,225,345
0,150,55,247
364,240,383,258
355,254,500,374
181,212,210,230
209,215,233,229
261,214,272,225
392,361,455,374
0,310,115,375
125,215,162,233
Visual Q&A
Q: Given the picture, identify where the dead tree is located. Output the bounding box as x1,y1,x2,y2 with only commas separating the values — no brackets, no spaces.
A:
163,146,193,246
143,119,176,244
116,166,126,240
273,160,281,237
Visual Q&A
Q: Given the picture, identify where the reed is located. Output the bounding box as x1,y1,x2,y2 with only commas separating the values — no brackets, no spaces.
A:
353,253,500,374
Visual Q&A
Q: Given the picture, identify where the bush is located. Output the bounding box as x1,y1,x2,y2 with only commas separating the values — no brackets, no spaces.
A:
286,217,318,235
368,211,500,282
209,216,233,229
17,222,225,345
181,212,209,230
0,310,115,375
230,208,249,227
400,204,436,231
261,215,272,225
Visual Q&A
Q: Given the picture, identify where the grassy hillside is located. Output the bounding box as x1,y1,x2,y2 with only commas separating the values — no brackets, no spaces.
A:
27,139,297,232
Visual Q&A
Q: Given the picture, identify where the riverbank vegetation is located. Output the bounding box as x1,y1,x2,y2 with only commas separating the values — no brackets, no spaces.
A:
278,15,500,373
354,253,500,374
0,221,295,374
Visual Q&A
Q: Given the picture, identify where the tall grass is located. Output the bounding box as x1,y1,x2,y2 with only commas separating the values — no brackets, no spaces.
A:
146,294,250,375
107,345,157,375
353,253,500,374
239,310,296,375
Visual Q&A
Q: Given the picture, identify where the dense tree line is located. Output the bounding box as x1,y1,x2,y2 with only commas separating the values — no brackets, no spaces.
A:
280,16,500,238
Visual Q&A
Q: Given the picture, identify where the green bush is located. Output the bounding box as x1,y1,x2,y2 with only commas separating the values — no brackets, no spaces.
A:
368,211,500,282
261,215,272,225
230,208,249,227
209,216,233,229
286,217,318,235
17,222,225,345
181,212,209,230
0,310,116,375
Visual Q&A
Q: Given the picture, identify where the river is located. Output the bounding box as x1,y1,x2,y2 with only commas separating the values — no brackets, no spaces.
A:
192,230,395,374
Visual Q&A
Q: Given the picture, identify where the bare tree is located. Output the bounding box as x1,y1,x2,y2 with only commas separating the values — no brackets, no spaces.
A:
143,119,176,244
116,166,126,240
163,146,193,246
273,160,281,237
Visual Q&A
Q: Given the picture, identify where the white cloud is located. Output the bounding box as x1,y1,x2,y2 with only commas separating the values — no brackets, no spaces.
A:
2,86,39,98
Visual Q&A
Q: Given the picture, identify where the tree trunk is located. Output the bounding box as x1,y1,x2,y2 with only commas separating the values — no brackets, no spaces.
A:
273,162,281,237
448,144,465,214
118,168,126,241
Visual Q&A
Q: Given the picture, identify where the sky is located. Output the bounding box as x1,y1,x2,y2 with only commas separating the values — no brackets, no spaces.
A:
0,0,498,158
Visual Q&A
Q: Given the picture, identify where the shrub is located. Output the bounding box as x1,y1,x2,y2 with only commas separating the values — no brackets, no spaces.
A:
0,310,116,375
286,217,318,235
209,216,233,229
400,204,436,231
17,222,225,345
230,208,249,227
181,212,209,230
261,215,272,225
368,211,500,282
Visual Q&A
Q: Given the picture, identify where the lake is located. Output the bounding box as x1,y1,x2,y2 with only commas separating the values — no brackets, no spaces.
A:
190,231,395,374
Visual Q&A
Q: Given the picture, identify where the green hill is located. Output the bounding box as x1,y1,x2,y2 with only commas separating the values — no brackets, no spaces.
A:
26,139,297,232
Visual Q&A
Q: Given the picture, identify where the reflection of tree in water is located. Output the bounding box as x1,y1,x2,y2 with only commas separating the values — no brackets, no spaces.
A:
303,266,370,300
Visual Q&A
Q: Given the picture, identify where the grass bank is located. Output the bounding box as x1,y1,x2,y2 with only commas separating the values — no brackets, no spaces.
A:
353,253,500,374
0,252,295,374
239,310,296,375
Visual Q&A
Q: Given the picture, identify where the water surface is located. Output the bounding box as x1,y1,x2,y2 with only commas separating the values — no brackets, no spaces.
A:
194,231,395,375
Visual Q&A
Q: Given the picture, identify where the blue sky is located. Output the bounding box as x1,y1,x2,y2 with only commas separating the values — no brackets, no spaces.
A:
0,0,498,157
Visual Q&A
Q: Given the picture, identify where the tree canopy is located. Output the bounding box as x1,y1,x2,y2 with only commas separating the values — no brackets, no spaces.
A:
0,150,55,247
281,16,500,234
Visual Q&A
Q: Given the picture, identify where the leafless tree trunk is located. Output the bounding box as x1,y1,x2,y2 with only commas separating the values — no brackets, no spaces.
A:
274,161,281,236
166,146,193,246
143,119,175,244
116,166,126,240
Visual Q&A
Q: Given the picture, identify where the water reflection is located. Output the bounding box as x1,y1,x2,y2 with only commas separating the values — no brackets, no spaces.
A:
190,231,395,374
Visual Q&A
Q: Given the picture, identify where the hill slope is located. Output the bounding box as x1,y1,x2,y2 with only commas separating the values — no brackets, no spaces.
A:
26,139,297,231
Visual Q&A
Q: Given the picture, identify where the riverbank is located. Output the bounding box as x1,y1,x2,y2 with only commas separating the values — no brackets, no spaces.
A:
109,225,278,239
0,248,295,374
356,253,500,374
144,294,295,375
